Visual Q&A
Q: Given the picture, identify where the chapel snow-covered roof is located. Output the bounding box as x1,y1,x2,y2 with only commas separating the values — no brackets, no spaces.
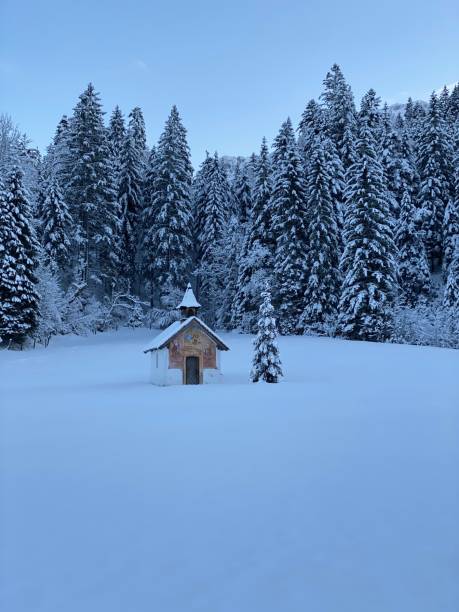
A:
177,283,201,310
143,316,230,353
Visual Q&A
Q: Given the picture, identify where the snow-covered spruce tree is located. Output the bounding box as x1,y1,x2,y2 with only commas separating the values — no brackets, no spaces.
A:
43,115,73,196
397,119,419,199
249,138,275,257
67,83,120,295
40,176,73,271
359,88,383,138
417,92,454,271
0,169,39,346
250,284,283,383
196,152,231,263
443,200,459,278
404,99,427,147
298,134,340,334
0,114,22,177
0,130,41,213
247,151,258,190
143,146,157,208
192,215,242,329
444,238,459,309
231,138,274,331
439,86,450,121
395,189,431,306
442,237,459,348
321,64,357,170
128,106,147,168
336,107,397,342
232,160,252,224
297,99,325,165
443,125,459,277
141,146,159,302
194,152,232,317
214,217,243,329
380,104,404,218
358,90,397,231
145,106,193,302
108,106,126,189
299,100,346,242
323,134,345,250
192,153,213,256
404,97,415,126
448,84,459,124
118,130,144,287
270,119,309,334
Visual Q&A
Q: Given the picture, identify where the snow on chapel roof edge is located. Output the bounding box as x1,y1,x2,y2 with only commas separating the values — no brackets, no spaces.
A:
143,316,229,352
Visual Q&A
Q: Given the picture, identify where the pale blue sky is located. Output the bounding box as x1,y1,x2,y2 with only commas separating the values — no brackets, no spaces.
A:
1,0,458,163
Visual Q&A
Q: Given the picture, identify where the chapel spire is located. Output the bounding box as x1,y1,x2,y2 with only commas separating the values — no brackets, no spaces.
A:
177,283,201,319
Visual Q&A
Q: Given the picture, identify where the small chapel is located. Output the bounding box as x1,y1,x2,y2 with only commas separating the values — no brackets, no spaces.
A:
144,284,230,386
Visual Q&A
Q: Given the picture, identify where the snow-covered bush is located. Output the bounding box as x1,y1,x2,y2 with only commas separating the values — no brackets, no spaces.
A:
100,291,148,330
59,284,106,336
392,300,459,349
34,260,65,346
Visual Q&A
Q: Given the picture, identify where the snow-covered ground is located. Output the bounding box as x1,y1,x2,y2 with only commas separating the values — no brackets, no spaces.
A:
1,329,458,612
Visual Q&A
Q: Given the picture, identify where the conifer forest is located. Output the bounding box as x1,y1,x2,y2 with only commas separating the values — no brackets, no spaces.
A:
1,64,459,349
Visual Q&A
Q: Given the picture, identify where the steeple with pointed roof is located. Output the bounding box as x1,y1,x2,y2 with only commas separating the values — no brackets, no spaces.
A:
177,283,201,319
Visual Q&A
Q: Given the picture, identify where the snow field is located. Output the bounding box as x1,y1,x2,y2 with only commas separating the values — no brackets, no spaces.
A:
1,329,458,612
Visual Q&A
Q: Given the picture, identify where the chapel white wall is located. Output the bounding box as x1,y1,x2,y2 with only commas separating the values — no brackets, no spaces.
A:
150,349,181,386
149,347,225,386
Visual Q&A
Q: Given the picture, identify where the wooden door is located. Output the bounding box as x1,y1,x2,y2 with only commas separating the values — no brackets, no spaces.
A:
185,356,200,385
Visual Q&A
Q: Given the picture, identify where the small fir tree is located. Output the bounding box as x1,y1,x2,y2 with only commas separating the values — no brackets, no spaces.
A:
250,284,283,383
